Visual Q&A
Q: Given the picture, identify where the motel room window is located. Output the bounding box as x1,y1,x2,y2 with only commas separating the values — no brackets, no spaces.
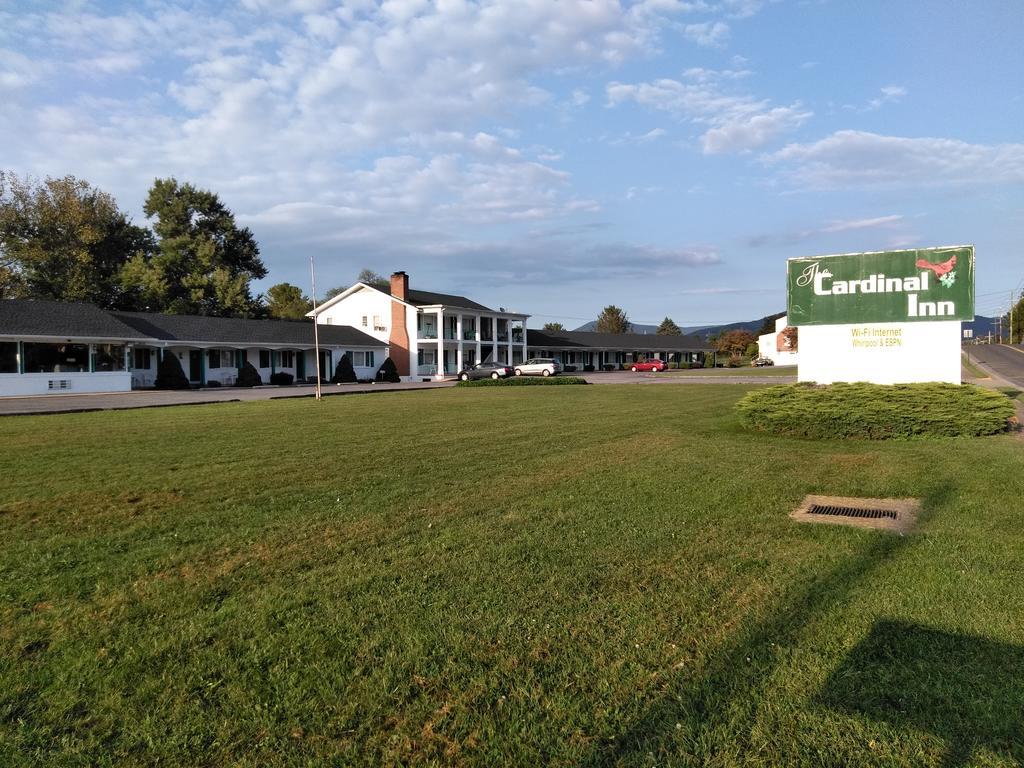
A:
22,342,89,373
207,349,221,369
280,350,294,368
91,344,127,372
361,316,368,327
259,350,271,368
350,351,376,367
0,342,17,373
133,348,152,370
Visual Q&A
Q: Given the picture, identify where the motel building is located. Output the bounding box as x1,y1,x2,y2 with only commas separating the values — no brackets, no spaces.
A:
311,271,529,380
525,328,713,368
0,299,385,397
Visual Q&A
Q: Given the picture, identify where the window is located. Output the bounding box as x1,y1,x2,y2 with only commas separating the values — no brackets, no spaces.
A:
91,344,126,372
350,350,376,367
207,349,221,369
361,316,368,327
0,342,17,373
280,350,294,368
133,348,152,370
23,343,89,373
259,350,270,368
373,314,386,331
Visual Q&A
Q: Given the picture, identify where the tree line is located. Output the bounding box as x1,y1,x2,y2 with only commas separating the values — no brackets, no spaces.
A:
0,171,317,320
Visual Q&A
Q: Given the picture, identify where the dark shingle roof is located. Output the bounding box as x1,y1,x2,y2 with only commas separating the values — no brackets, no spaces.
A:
527,328,713,352
113,311,383,347
0,299,154,340
404,288,494,312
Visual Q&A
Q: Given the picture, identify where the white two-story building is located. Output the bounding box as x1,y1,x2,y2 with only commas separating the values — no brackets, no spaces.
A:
311,272,529,380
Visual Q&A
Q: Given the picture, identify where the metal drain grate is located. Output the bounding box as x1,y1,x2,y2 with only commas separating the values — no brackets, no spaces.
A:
807,504,897,521
790,495,920,533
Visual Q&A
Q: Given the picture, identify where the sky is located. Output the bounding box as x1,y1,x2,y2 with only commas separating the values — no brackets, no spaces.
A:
2,0,1022,329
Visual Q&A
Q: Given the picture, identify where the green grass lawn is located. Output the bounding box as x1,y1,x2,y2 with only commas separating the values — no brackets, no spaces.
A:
961,353,990,380
2,385,1022,767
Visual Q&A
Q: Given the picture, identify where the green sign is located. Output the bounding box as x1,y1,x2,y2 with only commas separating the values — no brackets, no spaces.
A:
787,246,974,326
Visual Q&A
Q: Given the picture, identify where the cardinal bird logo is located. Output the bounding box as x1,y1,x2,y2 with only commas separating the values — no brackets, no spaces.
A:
915,254,957,288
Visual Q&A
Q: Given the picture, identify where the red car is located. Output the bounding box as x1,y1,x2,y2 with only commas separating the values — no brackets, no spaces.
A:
630,359,667,372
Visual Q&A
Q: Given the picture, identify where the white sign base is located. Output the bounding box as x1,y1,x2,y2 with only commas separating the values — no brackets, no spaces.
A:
798,321,961,384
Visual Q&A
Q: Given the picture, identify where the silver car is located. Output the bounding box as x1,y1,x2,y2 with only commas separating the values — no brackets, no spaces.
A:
514,358,562,377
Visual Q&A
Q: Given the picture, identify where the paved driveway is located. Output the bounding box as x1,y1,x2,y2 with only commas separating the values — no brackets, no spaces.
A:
0,380,453,416
0,368,797,416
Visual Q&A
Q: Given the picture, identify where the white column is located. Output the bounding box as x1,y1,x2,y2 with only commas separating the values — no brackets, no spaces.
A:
521,321,527,363
456,313,463,371
475,313,482,365
436,308,444,378
490,316,498,361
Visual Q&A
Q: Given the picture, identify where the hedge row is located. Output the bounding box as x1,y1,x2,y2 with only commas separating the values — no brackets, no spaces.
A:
456,376,589,387
736,382,1016,439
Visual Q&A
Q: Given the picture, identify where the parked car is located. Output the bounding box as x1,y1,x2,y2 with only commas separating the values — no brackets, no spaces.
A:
751,357,775,367
514,358,562,377
630,359,667,372
459,361,514,381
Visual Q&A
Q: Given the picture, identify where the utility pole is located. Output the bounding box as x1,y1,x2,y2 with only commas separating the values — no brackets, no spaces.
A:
310,255,322,401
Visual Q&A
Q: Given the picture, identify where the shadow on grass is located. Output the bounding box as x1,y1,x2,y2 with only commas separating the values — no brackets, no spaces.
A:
820,619,1024,767
582,489,950,766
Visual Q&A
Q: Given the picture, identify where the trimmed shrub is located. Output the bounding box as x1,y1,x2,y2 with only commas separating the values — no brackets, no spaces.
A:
331,353,357,384
457,376,588,387
563,365,577,372
583,364,595,372
205,380,221,388
236,361,263,387
736,382,1016,440
377,356,401,383
154,354,190,390
270,372,294,385
602,364,616,371
703,355,714,369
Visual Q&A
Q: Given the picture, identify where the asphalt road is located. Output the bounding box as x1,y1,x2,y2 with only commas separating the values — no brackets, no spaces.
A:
966,344,1024,388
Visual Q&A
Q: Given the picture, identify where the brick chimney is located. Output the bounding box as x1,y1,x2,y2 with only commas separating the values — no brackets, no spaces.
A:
390,271,408,301
389,271,411,377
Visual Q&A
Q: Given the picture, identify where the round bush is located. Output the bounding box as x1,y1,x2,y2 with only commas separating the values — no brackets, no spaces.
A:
235,361,263,387
154,354,190,390
736,382,1016,439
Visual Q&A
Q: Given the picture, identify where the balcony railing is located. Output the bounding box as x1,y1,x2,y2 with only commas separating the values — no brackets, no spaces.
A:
511,333,523,343
418,330,437,340
417,364,437,376
462,331,476,340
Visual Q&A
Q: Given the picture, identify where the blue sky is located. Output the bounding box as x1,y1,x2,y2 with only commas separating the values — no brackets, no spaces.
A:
2,0,1022,328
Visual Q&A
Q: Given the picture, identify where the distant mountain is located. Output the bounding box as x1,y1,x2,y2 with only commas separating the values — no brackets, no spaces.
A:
573,321,659,334
576,314,999,341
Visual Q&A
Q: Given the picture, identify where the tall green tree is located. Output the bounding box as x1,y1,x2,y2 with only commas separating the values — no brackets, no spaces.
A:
265,282,313,320
0,171,154,307
542,322,565,332
595,305,631,334
1000,296,1024,344
656,316,682,335
357,269,389,290
121,177,266,316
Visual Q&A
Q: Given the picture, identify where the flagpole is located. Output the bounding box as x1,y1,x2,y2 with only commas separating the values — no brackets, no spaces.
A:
310,255,322,401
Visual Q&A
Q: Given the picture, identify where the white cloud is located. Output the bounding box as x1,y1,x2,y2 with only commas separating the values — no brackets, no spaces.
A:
819,214,904,233
701,105,810,154
765,130,1024,189
683,21,729,48
607,69,810,153
746,212,906,247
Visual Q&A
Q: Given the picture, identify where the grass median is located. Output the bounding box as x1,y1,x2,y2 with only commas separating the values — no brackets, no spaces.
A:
1,384,1022,766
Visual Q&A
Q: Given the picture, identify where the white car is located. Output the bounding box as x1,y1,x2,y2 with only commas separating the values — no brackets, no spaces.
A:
514,358,562,377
